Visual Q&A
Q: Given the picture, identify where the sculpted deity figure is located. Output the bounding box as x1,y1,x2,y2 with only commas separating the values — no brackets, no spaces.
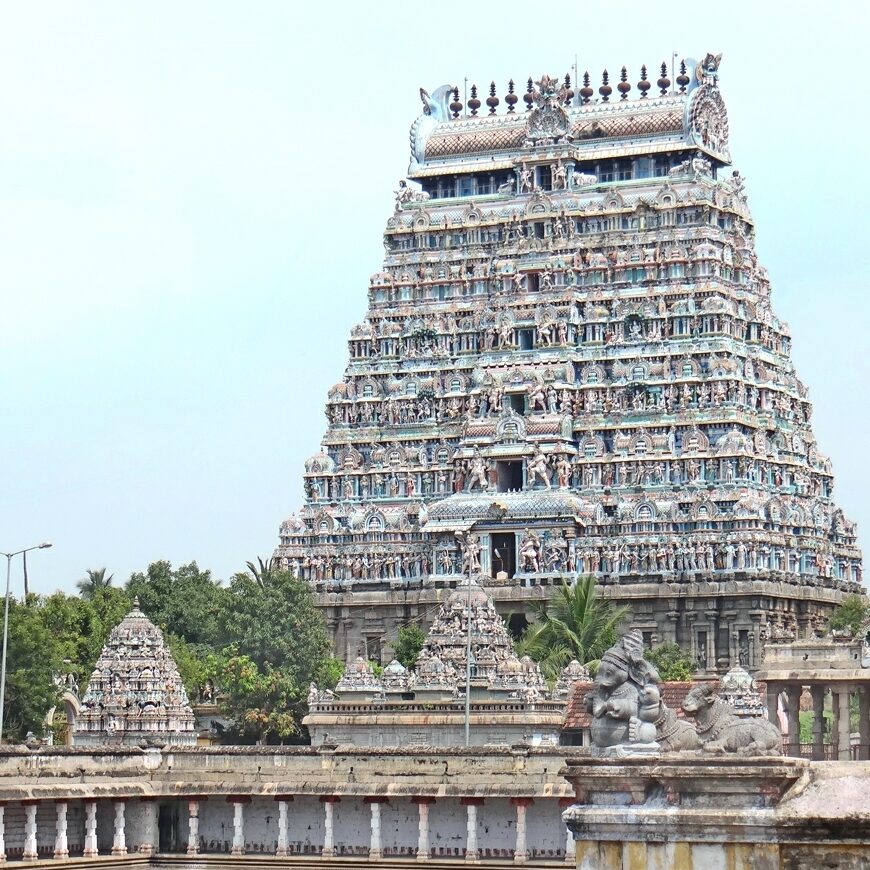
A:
439,549,454,574
528,383,547,413
519,165,533,193
587,630,661,757
457,531,482,575
466,450,489,491
537,319,553,346
527,447,551,488
499,320,515,347
519,529,541,573
555,456,571,489
552,161,567,190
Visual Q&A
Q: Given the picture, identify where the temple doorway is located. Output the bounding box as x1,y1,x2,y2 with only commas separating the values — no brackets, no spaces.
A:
491,532,516,579
158,803,180,853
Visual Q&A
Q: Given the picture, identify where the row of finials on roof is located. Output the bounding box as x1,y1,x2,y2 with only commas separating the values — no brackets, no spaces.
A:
449,61,694,119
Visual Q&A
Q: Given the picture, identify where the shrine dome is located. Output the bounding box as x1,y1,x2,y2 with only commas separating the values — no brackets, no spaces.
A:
72,598,196,747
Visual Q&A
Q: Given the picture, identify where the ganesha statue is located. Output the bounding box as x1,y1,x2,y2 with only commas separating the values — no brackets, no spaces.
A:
587,629,662,757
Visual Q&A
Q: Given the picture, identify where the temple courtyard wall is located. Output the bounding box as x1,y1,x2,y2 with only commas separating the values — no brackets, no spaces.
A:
0,747,867,867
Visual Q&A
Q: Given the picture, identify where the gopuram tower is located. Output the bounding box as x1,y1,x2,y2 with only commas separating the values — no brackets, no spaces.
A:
275,55,863,673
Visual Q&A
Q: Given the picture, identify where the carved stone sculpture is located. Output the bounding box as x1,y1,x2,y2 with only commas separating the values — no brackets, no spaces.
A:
587,630,660,757
652,694,701,752
681,682,782,755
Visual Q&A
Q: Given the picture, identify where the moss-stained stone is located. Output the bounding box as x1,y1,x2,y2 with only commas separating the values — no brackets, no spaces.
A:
621,841,647,870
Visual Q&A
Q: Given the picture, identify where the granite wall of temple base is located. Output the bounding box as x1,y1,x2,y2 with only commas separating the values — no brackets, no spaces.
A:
0,746,575,863
0,747,866,866
562,757,870,870
319,577,848,670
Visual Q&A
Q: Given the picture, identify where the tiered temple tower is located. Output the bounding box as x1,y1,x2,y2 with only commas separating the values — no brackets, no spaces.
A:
74,598,196,747
275,54,863,673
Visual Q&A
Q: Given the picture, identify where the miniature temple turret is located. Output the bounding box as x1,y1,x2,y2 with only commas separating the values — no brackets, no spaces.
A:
304,578,590,746
73,598,196,747
275,53,863,671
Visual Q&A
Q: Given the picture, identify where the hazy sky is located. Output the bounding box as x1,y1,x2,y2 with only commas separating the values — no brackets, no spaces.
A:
1,2,867,594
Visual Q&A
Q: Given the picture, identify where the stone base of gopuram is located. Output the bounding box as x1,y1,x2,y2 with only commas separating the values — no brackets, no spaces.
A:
560,756,870,870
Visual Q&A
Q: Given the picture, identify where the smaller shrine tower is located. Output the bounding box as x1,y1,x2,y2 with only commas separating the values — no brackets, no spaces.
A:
73,598,196,747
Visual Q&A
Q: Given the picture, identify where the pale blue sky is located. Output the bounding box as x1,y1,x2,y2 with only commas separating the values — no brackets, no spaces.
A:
1,2,867,593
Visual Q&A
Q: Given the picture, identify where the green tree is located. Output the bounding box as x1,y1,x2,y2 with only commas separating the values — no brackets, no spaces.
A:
166,633,215,701
515,577,630,681
393,624,426,668
40,587,132,676
828,594,870,637
216,654,302,742
216,569,333,742
646,643,697,681
76,567,114,600
317,657,344,691
126,561,224,648
3,598,62,741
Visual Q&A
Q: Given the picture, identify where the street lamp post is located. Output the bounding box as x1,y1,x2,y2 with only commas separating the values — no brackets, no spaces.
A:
0,543,52,744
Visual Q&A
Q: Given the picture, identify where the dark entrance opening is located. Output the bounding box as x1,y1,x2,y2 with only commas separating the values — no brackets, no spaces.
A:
158,803,179,853
508,393,525,414
497,460,523,493
505,612,529,640
518,329,534,350
491,532,516,579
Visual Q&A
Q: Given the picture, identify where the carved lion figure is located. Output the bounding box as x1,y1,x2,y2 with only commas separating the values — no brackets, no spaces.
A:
682,682,781,756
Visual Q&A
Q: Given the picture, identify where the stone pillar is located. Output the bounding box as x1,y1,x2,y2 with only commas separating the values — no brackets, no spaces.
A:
0,803,6,863
365,797,386,861
275,795,293,857
510,798,532,864
461,797,483,863
54,801,69,859
858,687,870,761
137,798,158,855
227,797,248,856
811,686,826,761
22,801,38,860
412,797,434,862
112,799,127,855
786,685,801,757
765,683,779,728
837,689,852,760
560,798,575,865
83,800,98,857
320,796,339,860
186,799,202,856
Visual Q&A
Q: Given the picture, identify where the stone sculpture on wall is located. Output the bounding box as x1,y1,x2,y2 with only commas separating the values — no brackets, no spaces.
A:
589,630,782,757
587,629,661,757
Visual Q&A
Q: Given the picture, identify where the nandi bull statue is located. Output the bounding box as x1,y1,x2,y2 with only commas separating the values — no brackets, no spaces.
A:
682,682,782,756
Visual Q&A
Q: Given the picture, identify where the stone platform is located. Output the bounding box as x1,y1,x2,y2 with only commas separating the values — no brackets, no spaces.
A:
561,756,870,869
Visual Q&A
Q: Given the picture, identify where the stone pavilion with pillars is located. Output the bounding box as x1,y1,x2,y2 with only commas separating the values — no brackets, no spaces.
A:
73,597,196,747
757,633,870,760
274,52,863,671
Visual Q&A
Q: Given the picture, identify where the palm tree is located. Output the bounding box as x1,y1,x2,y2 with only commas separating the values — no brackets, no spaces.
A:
245,557,277,589
515,576,630,681
76,568,114,599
